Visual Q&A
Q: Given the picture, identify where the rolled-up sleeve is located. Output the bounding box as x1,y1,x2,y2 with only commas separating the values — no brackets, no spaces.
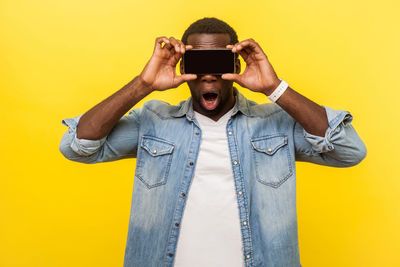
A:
61,114,107,156
294,105,367,167
59,109,141,164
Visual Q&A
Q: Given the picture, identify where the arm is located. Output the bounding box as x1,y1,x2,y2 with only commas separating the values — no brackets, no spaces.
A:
263,84,366,166
59,36,197,163
292,104,366,166
59,76,150,164
76,75,151,141
264,85,328,137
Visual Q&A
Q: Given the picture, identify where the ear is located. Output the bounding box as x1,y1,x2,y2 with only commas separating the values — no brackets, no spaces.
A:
235,57,241,74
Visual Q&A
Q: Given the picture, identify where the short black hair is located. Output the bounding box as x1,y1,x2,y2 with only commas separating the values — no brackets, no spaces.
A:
181,17,239,59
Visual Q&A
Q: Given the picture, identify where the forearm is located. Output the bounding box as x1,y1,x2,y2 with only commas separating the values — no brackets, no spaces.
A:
264,86,329,137
76,75,152,140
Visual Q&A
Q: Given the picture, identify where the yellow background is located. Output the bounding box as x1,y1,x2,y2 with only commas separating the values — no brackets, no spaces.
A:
1,0,399,266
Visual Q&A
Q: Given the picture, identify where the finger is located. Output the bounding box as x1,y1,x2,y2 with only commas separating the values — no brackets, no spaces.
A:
177,39,186,53
185,45,193,52
226,43,248,61
169,37,184,54
237,47,250,62
232,40,248,52
234,46,249,62
232,40,250,52
162,38,174,51
232,42,251,53
171,45,183,63
163,39,177,54
168,37,179,53
221,73,241,83
172,49,182,63
163,41,173,50
174,74,197,87
232,39,263,55
244,46,252,55
155,36,170,50
221,73,246,88
155,36,169,45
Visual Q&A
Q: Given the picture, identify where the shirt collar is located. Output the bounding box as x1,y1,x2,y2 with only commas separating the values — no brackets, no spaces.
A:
171,86,252,120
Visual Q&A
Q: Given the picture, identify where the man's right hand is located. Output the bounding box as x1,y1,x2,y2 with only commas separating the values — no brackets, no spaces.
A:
138,36,197,92
73,36,197,141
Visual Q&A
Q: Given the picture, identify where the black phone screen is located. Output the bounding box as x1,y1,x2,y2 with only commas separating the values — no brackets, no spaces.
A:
182,49,235,75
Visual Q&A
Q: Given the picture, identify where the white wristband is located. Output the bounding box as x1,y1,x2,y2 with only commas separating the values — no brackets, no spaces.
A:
267,79,289,103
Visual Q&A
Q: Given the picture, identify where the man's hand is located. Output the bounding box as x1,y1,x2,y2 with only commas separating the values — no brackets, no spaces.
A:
222,38,329,137
139,36,197,92
222,39,281,95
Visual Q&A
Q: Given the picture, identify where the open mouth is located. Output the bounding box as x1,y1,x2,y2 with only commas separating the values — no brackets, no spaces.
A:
201,92,219,110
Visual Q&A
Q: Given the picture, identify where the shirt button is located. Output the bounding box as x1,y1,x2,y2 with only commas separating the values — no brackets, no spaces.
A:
238,191,243,195
243,221,247,226
246,254,250,259
181,192,186,197
195,132,199,136
168,253,173,257
175,222,179,227
189,162,194,166
233,160,238,165
153,149,157,153
267,148,272,152
228,131,232,135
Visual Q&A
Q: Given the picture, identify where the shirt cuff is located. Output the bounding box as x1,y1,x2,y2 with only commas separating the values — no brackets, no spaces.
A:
62,114,107,156
303,105,353,153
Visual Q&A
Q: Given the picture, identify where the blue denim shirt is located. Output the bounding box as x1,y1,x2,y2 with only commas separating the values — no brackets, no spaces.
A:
59,87,367,267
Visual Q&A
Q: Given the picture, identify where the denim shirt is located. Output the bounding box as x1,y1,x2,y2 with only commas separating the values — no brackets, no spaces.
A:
59,87,367,267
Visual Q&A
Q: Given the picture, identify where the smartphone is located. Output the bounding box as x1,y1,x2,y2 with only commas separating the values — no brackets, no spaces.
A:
182,48,235,75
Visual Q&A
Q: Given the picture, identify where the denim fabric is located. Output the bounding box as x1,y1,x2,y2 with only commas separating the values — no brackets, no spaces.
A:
59,87,367,267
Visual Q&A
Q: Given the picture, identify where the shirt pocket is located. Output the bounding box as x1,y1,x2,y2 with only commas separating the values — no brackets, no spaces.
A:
135,135,175,189
250,134,293,188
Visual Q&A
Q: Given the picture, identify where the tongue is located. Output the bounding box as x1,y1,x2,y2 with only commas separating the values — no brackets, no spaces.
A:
202,93,218,110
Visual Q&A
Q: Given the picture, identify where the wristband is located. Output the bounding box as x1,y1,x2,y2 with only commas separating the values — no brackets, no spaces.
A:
267,79,289,103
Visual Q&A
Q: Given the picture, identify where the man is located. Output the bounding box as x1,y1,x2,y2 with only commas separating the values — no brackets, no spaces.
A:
59,17,367,267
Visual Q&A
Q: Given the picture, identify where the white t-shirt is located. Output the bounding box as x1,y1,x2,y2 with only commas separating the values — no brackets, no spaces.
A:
173,107,245,267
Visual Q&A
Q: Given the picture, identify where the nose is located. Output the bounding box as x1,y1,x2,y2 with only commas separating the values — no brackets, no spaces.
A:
200,74,218,82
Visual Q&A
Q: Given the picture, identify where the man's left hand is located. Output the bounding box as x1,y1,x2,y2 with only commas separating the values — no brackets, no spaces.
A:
222,39,281,95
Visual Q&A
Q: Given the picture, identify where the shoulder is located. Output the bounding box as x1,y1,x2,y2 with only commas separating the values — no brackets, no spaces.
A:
140,99,184,119
246,99,289,120
235,89,288,119
238,97,296,133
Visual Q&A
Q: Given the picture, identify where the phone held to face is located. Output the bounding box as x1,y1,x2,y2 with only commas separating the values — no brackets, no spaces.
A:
183,49,236,75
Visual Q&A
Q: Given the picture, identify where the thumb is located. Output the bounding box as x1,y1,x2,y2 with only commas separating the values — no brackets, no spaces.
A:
174,74,197,86
221,73,240,82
